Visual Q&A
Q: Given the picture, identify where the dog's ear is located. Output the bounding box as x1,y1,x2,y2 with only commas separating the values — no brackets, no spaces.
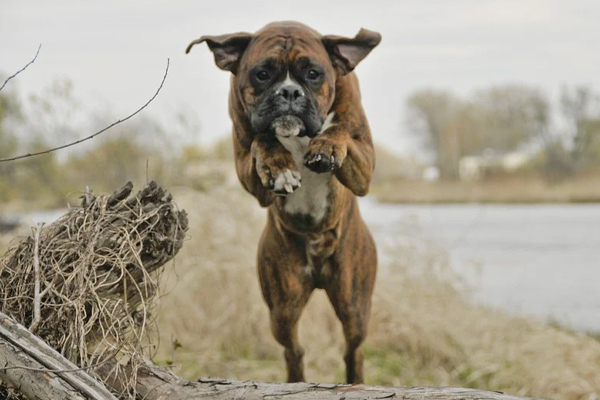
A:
322,28,381,76
186,32,253,74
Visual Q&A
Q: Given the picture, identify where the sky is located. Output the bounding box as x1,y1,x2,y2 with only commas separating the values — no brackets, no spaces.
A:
1,0,600,155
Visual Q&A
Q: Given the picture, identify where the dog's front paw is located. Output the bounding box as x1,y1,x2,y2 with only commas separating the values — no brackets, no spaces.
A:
255,155,301,195
272,169,302,195
304,137,346,173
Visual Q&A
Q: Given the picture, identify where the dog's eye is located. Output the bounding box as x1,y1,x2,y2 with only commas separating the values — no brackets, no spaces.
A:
256,70,271,82
306,69,321,81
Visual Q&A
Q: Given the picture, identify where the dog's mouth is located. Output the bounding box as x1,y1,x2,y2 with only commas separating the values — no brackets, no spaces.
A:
270,115,306,138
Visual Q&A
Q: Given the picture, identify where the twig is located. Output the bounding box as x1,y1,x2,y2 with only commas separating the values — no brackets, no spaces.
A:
29,222,45,333
0,58,170,163
0,44,41,92
0,355,114,374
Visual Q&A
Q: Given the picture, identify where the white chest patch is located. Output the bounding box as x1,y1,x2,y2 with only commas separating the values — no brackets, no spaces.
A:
276,112,336,223
277,135,331,223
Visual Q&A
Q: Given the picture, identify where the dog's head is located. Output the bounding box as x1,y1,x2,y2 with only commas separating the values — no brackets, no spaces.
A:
187,21,381,138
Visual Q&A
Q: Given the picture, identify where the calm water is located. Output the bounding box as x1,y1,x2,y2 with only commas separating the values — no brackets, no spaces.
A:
360,200,600,332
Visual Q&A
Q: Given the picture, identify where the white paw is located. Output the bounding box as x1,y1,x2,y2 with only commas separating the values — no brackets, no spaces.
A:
272,169,302,195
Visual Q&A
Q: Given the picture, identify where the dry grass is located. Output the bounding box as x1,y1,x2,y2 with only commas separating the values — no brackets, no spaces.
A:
375,175,600,204
155,185,600,400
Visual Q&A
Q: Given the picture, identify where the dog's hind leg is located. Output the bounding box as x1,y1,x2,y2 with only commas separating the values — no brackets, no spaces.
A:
324,216,377,384
326,286,371,384
257,215,313,382
269,301,309,382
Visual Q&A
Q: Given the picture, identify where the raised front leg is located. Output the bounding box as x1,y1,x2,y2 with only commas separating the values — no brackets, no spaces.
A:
304,122,374,196
303,73,375,197
233,133,301,207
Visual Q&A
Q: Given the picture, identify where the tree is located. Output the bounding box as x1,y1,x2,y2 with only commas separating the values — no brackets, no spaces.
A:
559,85,600,170
473,85,550,153
406,90,462,179
405,86,551,180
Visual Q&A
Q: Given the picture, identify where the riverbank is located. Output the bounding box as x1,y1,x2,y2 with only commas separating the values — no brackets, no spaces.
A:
2,186,600,399
374,175,600,204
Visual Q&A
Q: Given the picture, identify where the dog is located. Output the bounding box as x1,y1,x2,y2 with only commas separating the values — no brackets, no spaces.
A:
186,21,380,384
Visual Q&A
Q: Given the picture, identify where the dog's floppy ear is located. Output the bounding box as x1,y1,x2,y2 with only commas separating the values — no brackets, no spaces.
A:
186,32,253,74
322,28,381,76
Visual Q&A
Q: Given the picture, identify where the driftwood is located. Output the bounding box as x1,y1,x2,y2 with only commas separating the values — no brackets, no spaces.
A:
0,311,117,400
0,181,544,400
101,361,544,400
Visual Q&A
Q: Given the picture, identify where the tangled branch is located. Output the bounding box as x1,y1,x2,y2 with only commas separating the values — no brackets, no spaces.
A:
0,181,188,399
0,58,170,163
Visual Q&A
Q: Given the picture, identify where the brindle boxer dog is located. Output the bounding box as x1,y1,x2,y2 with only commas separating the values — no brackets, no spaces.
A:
186,21,380,384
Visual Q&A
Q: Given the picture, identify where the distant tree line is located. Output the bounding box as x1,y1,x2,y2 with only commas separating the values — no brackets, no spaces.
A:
406,84,600,180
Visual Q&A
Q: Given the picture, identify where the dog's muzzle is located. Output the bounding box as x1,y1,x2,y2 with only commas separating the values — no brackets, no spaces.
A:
271,115,305,138
251,79,322,138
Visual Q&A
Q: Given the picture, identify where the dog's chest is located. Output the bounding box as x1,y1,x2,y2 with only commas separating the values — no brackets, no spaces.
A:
277,136,331,223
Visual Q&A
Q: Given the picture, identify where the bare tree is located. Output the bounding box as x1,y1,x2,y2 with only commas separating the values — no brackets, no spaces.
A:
406,89,462,179
559,85,600,170
474,85,550,153
405,86,551,180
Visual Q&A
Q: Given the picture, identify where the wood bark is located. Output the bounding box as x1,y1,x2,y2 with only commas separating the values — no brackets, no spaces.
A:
0,336,87,400
0,311,117,400
101,360,546,400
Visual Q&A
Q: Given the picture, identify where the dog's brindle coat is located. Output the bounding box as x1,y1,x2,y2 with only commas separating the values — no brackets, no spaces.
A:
187,21,380,384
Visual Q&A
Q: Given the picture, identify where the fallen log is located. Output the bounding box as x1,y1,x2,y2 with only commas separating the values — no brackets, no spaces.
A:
103,361,545,400
0,311,117,400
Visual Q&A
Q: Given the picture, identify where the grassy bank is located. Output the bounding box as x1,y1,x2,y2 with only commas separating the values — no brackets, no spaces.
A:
152,185,600,400
374,175,600,204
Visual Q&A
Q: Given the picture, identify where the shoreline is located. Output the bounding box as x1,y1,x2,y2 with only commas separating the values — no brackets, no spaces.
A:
373,176,600,205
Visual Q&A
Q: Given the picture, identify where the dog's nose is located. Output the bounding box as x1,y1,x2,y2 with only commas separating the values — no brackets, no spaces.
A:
276,83,305,101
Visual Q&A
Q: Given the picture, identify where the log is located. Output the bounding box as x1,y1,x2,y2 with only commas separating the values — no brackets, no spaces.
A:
0,311,117,400
100,362,545,400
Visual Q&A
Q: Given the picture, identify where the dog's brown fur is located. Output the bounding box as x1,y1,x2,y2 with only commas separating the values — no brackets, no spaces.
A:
187,21,380,384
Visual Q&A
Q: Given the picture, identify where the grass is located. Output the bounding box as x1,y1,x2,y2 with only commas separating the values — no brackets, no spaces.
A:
152,184,600,400
375,175,600,204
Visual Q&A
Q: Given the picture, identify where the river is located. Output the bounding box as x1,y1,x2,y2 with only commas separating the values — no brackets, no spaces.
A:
360,200,600,333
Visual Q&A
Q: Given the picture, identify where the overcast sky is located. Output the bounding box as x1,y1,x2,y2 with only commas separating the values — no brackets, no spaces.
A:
1,0,599,155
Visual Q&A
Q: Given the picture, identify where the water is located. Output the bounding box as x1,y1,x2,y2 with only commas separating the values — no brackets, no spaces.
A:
360,199,600,332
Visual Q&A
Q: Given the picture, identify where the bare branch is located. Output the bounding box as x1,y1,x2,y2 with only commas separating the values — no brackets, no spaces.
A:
0,58,170,163
29,222,45,333
0,355,114,374
0,44,41,92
